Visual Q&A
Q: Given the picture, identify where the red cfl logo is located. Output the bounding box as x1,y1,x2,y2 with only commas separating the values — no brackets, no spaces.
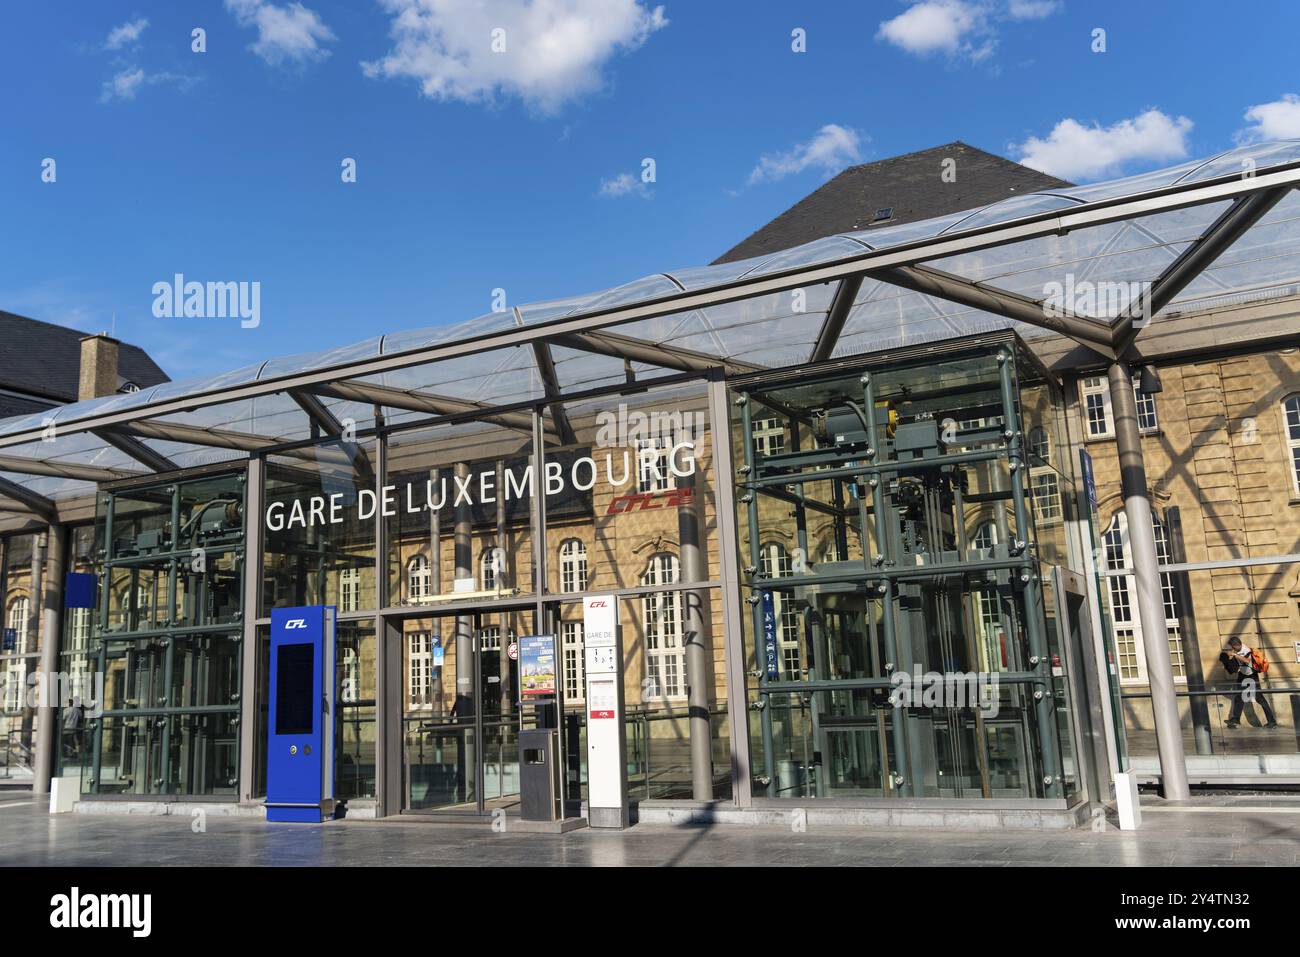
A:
605,487,694,515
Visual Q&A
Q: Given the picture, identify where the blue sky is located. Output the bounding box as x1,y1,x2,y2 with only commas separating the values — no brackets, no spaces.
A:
2,0,1298,381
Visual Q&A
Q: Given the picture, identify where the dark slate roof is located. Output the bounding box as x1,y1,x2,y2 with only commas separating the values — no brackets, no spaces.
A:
0,310,169,409
716,141,1073,264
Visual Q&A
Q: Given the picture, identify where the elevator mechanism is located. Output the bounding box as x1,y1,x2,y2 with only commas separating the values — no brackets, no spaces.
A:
736,341,1065,802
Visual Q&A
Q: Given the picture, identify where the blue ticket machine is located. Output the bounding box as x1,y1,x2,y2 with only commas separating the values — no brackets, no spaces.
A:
267,606,336,823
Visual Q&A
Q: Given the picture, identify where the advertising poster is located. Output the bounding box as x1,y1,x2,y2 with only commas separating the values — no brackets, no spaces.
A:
519,633,557,698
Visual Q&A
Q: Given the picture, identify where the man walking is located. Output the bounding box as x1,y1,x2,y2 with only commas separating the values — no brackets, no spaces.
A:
1225,637,1278,729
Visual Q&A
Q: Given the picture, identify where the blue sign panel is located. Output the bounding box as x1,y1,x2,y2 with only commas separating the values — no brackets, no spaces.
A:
65,572,97,609
267,605,336,823
1079,448,1098,508
431,634,444,668
761,591,779,679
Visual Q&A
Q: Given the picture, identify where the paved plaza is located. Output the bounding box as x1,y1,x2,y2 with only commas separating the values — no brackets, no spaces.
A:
1,793,1297,867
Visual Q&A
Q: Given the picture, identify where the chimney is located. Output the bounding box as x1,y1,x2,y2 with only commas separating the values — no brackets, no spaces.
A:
78,333,120,400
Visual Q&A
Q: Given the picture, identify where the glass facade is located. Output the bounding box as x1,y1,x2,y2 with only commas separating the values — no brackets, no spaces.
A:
46,333,1099,814
85,471,246,796
732,339,1077,801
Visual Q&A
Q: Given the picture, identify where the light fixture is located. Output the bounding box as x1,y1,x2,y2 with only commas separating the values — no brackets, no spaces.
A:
1137,365,1163,395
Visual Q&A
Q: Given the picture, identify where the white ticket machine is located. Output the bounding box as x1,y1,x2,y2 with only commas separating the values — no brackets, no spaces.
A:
583,594,629,828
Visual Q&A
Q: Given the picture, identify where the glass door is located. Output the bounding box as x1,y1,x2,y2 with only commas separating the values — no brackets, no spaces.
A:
400,609,529,814
403,614,476,812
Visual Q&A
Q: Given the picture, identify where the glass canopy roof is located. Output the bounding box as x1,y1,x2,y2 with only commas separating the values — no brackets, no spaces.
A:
3,139,1300,507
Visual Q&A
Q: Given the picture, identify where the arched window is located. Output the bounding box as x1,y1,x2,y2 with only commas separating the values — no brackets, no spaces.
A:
559,539,588,593
641,553,684,699
758,542,802,678
1103,513,1185,684
114,585,152,631
338,567,360,613
6,597,29,653
407,554,431,601
1284,394,1300,494
1027,426,1061,524
481,547,501,592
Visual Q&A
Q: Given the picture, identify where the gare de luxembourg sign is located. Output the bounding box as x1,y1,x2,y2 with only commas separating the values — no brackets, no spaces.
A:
265,440,700,531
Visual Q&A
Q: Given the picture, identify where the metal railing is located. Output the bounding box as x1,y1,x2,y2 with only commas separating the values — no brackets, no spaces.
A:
1120,684,1300,763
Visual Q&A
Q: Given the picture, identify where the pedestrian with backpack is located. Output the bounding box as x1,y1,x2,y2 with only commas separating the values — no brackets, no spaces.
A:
1225,637,1278,728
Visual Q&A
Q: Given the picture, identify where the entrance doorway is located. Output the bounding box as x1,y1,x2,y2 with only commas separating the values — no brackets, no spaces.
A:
399,609,533,815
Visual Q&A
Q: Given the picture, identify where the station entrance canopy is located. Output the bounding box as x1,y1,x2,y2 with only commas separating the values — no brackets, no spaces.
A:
3,139,1300,516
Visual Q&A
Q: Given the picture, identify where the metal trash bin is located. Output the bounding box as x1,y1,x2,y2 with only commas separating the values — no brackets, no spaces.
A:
519,728,561,822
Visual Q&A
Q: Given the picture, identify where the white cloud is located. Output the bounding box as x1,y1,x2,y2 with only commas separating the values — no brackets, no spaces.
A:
598,172,650,198
877,1,1060,62
105,18,149,50
1006,0,1060,19
1012,108,1194,182
100,66,197,103
362,0,668,114
225,0,335,66
1237,94,1300,143
877,1,992,59
747,124,864,186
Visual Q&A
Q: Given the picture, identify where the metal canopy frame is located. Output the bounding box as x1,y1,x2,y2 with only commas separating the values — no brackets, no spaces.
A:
1,145,1298,498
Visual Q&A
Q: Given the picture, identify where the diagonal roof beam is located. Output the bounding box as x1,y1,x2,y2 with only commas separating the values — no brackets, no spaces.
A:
529,342,577,444
552,329,760,375
1112,185,1294,353
0,476,56,522
869,264,1119,358
124,418,280,453
94,427,179,472
289,389,345,436
286,389,376,480
0,454,141,483
515,307,576,445
811,275,866,363
306,380,554,438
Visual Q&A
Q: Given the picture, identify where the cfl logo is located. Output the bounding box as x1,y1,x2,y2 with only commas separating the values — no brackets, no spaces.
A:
285,619,307,630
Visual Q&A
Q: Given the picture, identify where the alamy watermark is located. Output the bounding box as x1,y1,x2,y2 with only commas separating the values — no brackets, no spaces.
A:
889,666,1000,717
1042,274,1152,326
152,273,260,328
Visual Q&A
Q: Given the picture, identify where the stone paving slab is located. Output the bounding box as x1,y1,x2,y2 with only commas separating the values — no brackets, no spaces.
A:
1,794,1297,867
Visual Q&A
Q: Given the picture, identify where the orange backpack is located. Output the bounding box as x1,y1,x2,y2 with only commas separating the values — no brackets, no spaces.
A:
1251,648,1270,675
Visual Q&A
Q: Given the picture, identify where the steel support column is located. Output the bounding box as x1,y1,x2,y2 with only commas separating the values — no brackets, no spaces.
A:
705,370,752,806
238,456,263,803
31,523,65,794
1107,360,1189,799
678,436,713,800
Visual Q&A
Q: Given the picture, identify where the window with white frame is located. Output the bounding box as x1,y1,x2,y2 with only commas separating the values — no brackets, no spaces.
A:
1102,512,1186,684
68,606,92,655
407,631,434,709
970,522,1004,672
1027,426,1062,524
342,646,361,701
407,554,431,601
562,620,585,702
339,567,360,612
1080,375,1159,438
752,416,786,457
559,539,588,593
641,553,685,698
481,547,501,591
758,542,802,678
636,424,674,493
1285,394,1300,494
7,596,29,655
